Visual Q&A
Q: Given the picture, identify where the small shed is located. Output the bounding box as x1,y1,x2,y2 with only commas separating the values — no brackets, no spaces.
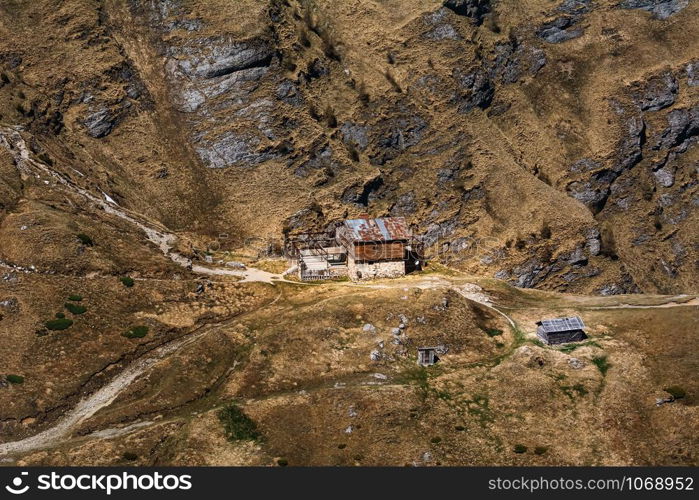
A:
536,316,586,345
417,347,439,366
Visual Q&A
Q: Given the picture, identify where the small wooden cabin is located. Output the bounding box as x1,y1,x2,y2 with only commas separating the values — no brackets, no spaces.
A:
417,347,438,366
536,316,586,345
336,216,411,281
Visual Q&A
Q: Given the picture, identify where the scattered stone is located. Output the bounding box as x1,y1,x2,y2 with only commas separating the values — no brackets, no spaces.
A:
370,349,382,361
653,167,675,187
373,373,388,380
568,357,585,369
362,323,377,334
348,406,358,417
225,261,246,269
391,327,402,336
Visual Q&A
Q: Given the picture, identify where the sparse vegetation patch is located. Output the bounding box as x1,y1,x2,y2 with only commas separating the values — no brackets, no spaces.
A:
46,318,73,330
123,325,149,339
219,403,261,442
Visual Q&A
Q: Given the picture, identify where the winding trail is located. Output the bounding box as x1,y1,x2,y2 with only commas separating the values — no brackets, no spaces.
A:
0,126,294,285
0,321,221,456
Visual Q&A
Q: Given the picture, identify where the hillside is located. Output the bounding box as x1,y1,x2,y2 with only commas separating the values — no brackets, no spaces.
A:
0,0,697,294
0,0,697,467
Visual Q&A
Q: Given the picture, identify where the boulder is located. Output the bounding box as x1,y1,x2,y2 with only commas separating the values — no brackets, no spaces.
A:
362,323,377,334
442,0,492,24
452,68,494,112
619,0,689,20
687,60,699,86
82,106,119,138
635,72,678,112
537,17,583,43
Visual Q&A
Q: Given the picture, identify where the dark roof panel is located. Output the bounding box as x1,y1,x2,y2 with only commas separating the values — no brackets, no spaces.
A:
537,316,585,333
343,217,411,242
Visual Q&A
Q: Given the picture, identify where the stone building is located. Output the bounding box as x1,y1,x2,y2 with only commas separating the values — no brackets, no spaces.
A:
336,217,412,281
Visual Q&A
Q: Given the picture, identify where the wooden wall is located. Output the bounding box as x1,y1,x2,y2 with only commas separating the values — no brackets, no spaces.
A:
351,241,405,261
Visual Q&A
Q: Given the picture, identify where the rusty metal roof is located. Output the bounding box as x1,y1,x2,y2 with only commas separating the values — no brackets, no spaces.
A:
342,217,411,242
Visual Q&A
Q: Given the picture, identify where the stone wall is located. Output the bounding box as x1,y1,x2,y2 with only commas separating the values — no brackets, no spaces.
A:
348,258,405,281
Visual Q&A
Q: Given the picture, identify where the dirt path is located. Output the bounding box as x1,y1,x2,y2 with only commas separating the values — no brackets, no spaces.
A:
0,127,296,285
0,323,217,457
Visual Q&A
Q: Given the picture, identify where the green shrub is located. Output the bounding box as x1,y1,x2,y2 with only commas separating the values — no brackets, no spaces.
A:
454,425,465,431
534,446,548,456
46,318,73,330
68,295,83,302
123,326,148,339
218,403,261,442
276,458,288,467
6,374,24,384
430,436,442,444
484,328,503,337
592,356,610,376
120,276,135,288
122,452,138,461
76,233,94,246
65,303,87,315
664,386,686,400
55,312,65,319
513,444,528,454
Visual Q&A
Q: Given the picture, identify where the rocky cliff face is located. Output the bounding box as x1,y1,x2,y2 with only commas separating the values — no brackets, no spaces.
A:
0,0,697,294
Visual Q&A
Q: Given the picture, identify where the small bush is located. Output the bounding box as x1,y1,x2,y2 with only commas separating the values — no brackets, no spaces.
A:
430,436,442,444
1,72,9,84
455,425,465,431
513,444,528,454
337,443,347,449
68,294,83,302
122,452,138,461
6,374,24,384
65,303,87,315
55,312,65,319
277,458,288,467
664,386,686,400
46,318,73,330
123,326,148,339
484,328,503,337
76,233,94,246
219,403,261,442
534,446,548,456
592,356,610,376
120,276,135,288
